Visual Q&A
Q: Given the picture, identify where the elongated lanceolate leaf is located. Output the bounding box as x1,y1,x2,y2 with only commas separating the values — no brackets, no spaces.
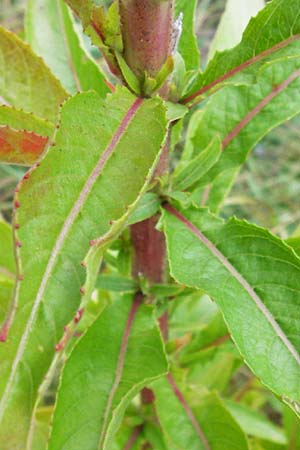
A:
183,0,300,103
172,136,221,191
0,88,167,449
48,295,168,450
152,375,249,450
163,204,300,413
0,27,67,122
26,0,110,96
190,63,300,211
208,0,265,60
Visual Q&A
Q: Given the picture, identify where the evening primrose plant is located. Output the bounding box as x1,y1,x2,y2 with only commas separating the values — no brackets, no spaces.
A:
0,0,300,448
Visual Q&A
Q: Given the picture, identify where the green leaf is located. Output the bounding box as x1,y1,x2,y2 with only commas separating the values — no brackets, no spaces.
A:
26,0,110,96
208,0,265,60
115,52,141,95
149,283,187,298
163,204,300,413
96,274,137,292
0,26,67,122
185,344,241,392
165,101,188,123
224,401,287,445
172,136,221,191
0,88,167,449
153,376,249,450
175,0,200,71
184,0,300,103
169,293,218,337
190,61,300,211
176,306,240,392
127,192,161,226
48,295,168,450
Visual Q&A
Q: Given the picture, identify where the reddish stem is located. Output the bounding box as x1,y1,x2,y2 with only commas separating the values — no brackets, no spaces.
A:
131,214,166,285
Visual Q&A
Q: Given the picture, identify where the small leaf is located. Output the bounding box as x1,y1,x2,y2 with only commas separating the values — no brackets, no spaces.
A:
97,274,137,293
48,295,168,450
173,136,221,191
115,53,141,95
26,0,110,96
0,26,67,122
149,283,187,298
163,204,300,412
165,101,188,122
127,192,161,226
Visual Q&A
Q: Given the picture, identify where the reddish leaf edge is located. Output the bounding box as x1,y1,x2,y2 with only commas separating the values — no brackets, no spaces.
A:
0,126,49,166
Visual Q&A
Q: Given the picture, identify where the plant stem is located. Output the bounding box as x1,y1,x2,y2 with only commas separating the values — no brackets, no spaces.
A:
131,214,166,284
122,0,173,422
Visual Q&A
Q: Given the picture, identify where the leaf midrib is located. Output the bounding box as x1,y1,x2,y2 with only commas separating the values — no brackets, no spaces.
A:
0,96,144,422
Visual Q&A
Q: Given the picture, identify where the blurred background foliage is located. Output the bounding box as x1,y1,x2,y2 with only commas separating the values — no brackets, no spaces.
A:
1,0,300,238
